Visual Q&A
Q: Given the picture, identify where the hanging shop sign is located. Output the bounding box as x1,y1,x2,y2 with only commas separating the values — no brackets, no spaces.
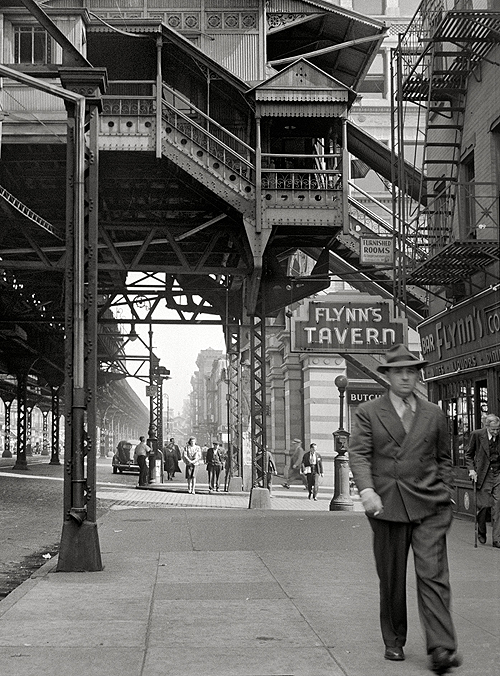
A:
360,237,394,265
292,299,406,352
418,286,500,379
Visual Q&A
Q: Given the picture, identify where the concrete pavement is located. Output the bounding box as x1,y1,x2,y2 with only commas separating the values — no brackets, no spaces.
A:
0,480,498,676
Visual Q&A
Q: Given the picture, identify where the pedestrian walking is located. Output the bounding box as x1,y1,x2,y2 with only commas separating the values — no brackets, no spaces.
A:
301,443,323,500
282,438,308,490
256,447,277,495
133,435,150,488
223,448,233,492
348,344,461,674
465,413,500,548
182,436,202,494
163,438,181,480
206,441,223,491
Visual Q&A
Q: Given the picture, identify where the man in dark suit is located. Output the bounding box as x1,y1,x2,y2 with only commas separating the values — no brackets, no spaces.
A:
465,414,500,547
206,441,223,491
301,443,324,500
349,344,461,674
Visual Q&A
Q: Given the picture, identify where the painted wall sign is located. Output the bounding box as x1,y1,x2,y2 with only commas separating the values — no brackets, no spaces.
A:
293,300,406,352
360,237,394,265
347,390,384,406
418,286,500,379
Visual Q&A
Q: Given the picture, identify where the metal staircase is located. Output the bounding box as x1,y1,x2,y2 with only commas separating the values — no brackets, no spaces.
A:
160,84,255,215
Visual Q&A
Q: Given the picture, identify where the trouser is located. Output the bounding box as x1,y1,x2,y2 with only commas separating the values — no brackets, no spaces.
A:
306,472,319,498
209,465,221,489
478,469,500,543
137,455,148,486
368,505,456,654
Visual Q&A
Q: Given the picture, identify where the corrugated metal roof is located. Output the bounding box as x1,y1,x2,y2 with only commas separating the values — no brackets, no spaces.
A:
407,241,499,286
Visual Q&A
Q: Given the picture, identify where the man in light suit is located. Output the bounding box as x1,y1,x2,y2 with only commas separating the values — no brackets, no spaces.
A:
349,344,461,674
301,443,324,500
465,414,500,547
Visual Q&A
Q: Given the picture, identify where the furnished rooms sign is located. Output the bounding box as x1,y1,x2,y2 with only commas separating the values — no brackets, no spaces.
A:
293,300,406,352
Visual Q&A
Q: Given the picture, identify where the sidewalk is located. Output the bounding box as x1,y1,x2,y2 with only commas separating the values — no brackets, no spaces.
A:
0,487,498,676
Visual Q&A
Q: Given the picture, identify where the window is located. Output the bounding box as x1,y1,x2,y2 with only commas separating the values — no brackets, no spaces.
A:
353,0,383,14
358,53,386,97
462,152,475,238
14,26,52,65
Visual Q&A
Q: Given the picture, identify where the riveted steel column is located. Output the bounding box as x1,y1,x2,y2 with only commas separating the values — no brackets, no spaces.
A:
1,397,14,458
13,372,28,470
225,324,241,487
249,311,267,490
50,386,61,465
57,68,107,572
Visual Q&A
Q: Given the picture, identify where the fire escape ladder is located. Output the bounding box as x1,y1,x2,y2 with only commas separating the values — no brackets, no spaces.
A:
418,42,468,254
160,83,256,215
394,4,500,287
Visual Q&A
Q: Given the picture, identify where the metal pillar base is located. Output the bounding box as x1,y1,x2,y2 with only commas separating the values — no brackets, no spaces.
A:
329,498,354,511
329,454,354,511
56,520,103,572
225,476,242,492
249,487,271,509
2,449,13,458
13,458,28,470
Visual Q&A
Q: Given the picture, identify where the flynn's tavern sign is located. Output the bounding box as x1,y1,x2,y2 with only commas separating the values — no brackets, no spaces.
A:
418,287,500,379
293,300,406,352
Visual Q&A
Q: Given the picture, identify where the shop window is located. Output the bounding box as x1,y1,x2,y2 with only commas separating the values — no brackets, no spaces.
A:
14,25,52,65
444,381,474,468
476,380,488,427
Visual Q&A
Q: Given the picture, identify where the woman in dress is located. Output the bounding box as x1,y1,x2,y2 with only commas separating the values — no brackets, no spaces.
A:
182,436,202,494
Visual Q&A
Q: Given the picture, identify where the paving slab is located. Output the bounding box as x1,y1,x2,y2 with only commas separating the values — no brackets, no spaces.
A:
0,502,498,676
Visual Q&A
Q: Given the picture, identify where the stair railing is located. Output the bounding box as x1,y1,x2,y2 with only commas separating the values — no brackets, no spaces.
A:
347,182,425,261
161,83,255,184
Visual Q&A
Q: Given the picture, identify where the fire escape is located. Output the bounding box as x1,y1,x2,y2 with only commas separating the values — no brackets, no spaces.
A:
393,0,500,292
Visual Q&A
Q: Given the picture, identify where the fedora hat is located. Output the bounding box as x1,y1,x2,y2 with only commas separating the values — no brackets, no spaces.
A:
376,344,428,373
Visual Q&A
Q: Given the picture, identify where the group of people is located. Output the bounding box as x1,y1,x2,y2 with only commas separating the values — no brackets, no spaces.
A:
128,435,231,495
182,438,232,493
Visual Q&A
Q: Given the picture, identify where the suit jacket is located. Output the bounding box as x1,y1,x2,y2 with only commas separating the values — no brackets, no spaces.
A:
301,451,323,475
206,447,223,466
465,428,494,490
348,393,453,522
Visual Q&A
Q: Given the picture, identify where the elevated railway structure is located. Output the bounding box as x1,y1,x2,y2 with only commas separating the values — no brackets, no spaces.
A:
0,0,429,567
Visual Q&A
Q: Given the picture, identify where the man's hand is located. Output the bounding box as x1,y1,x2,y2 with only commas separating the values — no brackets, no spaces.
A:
360,488,383,517
468,469,477,482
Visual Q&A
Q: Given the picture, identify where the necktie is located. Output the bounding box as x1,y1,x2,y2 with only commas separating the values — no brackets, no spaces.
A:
401,398,414,434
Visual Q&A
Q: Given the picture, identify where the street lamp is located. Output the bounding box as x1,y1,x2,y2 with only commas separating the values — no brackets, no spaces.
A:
329,374,353,511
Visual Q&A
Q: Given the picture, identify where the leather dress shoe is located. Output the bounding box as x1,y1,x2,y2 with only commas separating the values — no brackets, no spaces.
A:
384,646,405,661
478,532,486,545
430,647,462,674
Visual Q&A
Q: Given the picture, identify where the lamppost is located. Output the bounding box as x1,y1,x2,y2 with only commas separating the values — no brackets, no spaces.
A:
330,374,353,511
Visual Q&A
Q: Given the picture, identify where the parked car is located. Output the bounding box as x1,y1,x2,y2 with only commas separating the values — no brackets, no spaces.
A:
111,440,138,474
